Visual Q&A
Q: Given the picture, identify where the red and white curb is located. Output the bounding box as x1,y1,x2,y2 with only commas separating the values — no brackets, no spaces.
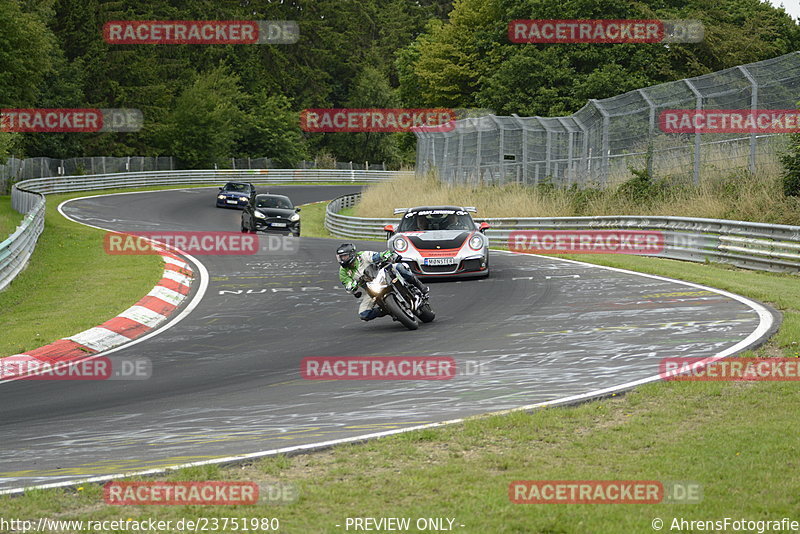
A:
3,250,193,376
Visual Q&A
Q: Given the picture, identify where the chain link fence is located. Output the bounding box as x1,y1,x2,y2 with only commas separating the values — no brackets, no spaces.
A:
415,52,800,187
230,158,387,171
0,156,176,193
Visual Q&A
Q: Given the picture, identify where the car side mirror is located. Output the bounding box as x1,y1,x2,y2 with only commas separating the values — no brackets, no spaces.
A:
295,207,301,212
384,224,395,238
218,187,223,191
479,221,490,234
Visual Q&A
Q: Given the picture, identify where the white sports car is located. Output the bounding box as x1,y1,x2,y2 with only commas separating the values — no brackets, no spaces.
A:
384,206,490,279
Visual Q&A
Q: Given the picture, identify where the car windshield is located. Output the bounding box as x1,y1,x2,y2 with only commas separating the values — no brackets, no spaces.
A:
397,210,474,232
224,183,249,193
256,196,293,209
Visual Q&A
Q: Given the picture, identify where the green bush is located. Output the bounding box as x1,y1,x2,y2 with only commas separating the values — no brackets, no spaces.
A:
781,132,800,197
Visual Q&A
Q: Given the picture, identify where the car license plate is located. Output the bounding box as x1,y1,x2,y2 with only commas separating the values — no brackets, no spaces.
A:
270,222,287,228
226,200,238,204
424,257,456,266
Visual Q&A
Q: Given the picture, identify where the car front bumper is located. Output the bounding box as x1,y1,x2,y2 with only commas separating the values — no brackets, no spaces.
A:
404,255,488,278
253,218,300,234
217,197,249,208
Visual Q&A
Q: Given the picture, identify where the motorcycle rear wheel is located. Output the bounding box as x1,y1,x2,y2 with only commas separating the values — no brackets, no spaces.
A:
417,303,435,323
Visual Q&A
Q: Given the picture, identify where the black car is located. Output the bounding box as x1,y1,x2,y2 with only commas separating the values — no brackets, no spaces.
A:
216,181,256,208
241,194,301,236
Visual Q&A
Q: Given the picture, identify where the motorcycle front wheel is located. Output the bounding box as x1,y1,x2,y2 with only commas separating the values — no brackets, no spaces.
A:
383,294,419,330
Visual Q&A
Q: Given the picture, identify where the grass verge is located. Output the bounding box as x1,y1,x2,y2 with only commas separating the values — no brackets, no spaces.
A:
3,185,799,532
2,251,798,532
354,171,800,225
0,195,24,238
1,182,363,356
0,189,165,357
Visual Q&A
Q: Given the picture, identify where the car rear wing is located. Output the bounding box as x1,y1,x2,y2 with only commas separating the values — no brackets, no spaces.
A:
393,208,409,214
463,206,477,213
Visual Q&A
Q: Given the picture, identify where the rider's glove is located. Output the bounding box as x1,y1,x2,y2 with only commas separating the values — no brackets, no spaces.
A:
353,291,362,298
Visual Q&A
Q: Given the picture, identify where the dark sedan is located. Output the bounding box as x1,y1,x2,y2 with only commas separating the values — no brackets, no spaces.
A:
216,182,256,208
241,194,301,236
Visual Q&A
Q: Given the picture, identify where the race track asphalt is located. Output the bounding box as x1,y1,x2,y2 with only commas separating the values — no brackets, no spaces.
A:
0,186,778,491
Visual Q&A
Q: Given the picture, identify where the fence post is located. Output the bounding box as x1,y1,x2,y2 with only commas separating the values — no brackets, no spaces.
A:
457,127,464,186
558,117,576,186
573,115,589,187
637,89,657,178
738,65,758,174
685,79,703,185
442,133,450,181
476,126,482,185
512,114,528,185
539,117,554,182
590,100,610,186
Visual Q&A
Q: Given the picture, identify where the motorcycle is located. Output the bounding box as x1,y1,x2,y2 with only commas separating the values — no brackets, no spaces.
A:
361,259,435,330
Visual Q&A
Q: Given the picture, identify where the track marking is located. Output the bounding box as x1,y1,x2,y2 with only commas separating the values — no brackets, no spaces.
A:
0,244,775,495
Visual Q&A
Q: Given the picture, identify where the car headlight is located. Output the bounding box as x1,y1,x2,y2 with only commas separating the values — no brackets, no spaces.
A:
254,211,266,219
217,195,226,200
392,236,408,252
469,234,484,250
290,213,300,222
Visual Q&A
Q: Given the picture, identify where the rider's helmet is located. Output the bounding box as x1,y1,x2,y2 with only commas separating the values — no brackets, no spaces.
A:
336,243,357,268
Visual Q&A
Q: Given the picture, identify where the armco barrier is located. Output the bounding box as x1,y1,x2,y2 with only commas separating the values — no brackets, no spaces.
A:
2,169,411,291
1,190,45,291
325,192,800,273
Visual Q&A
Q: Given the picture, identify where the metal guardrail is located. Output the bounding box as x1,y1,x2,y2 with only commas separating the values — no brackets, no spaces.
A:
2,169,411,292
15,168,412,195
325,192,800,273
1,189,45,291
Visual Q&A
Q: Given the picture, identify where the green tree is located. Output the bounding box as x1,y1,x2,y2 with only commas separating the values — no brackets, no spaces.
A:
156,67,245,168
239,94,309,168
400,0,800,116
0,0,56,106
318,66,404,166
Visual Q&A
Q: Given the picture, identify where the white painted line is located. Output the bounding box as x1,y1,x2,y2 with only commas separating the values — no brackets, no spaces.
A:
56,195,209,359
117,305,167,328
0,246,775,496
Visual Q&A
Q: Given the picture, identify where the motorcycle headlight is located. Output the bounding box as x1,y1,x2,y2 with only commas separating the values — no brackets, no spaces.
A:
469,234,484,250
217,195,226,200
254,211,266,219
290,213,300,222
393,236,408,252
366,270,388,297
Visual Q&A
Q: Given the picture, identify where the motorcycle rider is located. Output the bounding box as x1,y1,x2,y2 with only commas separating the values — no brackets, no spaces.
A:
336,243,429,321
